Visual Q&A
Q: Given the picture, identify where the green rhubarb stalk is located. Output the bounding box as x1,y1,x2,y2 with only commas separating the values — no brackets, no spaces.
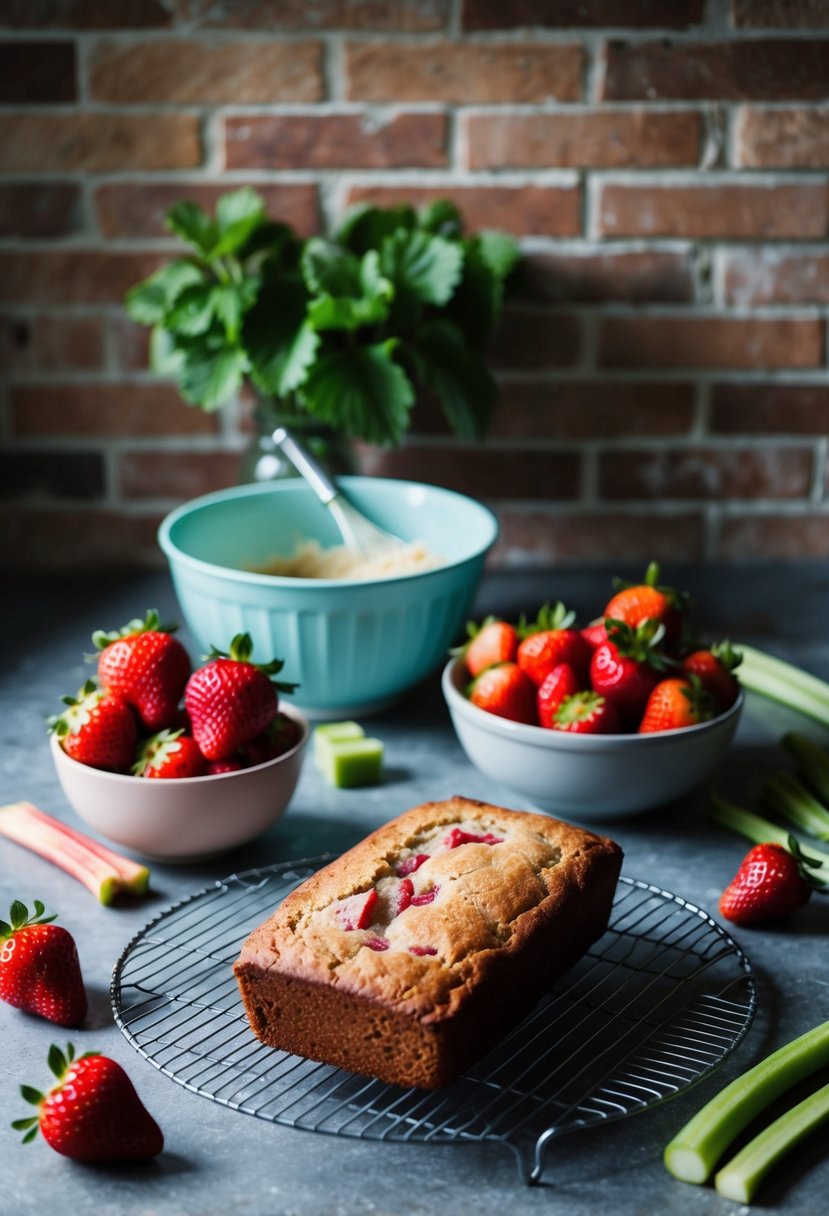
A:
709,794,829,874
738,644,829,729
762,771,829,842
664,1019,829,1185
0,801,149,904
783,731,829,805
714,1079,829,1204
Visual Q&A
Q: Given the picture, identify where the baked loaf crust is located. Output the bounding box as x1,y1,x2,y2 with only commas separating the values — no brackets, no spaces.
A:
234,797,622,1090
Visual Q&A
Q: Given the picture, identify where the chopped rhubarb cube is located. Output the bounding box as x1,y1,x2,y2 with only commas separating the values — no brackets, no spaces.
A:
365,936,390,952
396,853,429,877
443,828,504,849
411,886,438,907
394,877,414,915
334,887,378,931
409,945,437,957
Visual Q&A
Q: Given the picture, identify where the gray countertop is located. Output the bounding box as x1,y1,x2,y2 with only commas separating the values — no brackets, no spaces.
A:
2,562,829,1215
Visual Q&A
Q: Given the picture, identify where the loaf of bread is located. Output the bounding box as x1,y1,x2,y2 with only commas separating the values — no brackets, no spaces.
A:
234,797,623,1090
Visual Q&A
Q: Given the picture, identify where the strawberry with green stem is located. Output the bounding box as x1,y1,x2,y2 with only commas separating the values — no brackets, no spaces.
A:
516,600,592,686
49,680,137,773
0,900,87,1027
550,691,620,735
93,608,191,733
536,662,582,729
453,616,518,678
603,561,689,650
638,675,714,734
133,728,207,779
719,838,827,926
589,618,667,724
13,1043,163,1161
682,641,742,711
184,632,297,761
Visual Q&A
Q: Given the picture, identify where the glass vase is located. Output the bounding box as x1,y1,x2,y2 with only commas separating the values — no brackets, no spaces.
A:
239,398,358,485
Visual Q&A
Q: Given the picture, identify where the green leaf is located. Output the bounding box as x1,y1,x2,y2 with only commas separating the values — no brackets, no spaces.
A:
335,203,417,256
149,325,185,376
245,279,319,397
177,341,248,410
301,238,362,297
380,229,463,307
210,278,261,342
9,900,28,929
11,1117,38,1131
19,1086,43,1107
417,198,463,238
301,340,414,445
166,200,218,256
306,250,392,333
124,260,205,326
165,282,216,336
216,187,265,234
47,1044,67,1079
406,319,495,440
476,230,520,281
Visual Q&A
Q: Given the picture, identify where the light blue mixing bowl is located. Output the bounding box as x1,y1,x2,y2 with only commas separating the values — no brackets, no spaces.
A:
158,478,498,716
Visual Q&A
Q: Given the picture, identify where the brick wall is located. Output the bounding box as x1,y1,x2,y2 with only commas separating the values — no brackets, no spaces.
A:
2,0,829,570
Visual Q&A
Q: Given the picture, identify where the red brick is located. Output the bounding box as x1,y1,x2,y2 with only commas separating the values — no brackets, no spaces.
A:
95,181,319,239
724,250,829,306
711,384,829,434
0,0,172,27
188,0,450,30
0,114,201,173
487,307,581,370
110,314,151,372
602,39,829,101
89,38,323,104
344,184,581,237
0,251,164,306
598,317,825,370
225,113,448,171
718,514,829,560
0,40,76,102
463,0,704,29
599,446,813,501
465,109,699,169
117,450,242,499
10,384,218,439
490,381,695,441
0,449,105,499
735,106,829,167
346,41,583,103
0,508,166,570
597,182,828,239
358,444,581,501
732,0,829,28
1,314,104,374
491,508,705,565
517,250,693,304
0,183,82,238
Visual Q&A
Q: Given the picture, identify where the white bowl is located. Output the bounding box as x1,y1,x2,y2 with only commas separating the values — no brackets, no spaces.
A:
441,658,743,822
49,705,308,862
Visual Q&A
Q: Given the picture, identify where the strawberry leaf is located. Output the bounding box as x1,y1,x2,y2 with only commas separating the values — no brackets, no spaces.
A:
380,228,463,308
404,319,494,440
124,259,204,326
300,340,415,446
177,341,248,412
20,1085,44,1106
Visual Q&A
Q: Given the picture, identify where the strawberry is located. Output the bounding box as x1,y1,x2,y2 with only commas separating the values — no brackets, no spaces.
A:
515,601,590,687
589,619,666,724
334,889,378,931
536,662,582,729
718,840,826,926
682,641,742,711
603,561,688,649
467,662,538,725
638,675,714,734
454,616,519,677
183,633,297,762
133,728,207,779
93,609,191,733
0,900,87,1028
551,691,620,735
13,1043,163,1162
581,619,609,650
242,711,303,766
49,680,137,773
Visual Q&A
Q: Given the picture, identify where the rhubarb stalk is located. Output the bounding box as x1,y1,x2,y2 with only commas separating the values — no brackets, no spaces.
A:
738,644,829,729
0,801,149,905
709,794,829,878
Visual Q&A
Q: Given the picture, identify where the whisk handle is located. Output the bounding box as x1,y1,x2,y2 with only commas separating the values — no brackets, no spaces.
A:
271,426,337,504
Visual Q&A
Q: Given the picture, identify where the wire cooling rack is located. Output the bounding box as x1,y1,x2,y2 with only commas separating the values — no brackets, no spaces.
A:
111,859,756,1185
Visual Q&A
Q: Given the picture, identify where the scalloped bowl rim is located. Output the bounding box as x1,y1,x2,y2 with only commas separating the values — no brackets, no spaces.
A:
441,656,745,750
158,477,500,590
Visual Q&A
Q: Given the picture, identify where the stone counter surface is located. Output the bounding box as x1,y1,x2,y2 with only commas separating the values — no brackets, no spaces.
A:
2,562,828,1216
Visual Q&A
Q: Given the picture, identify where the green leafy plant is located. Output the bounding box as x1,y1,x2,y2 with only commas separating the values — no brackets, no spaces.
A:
125,188,519,446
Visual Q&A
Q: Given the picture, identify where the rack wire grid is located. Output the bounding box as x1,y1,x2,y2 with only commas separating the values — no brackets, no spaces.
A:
111,858,757,1185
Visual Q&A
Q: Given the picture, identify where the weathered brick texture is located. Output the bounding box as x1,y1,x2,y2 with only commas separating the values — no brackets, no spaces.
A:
2,3,829,569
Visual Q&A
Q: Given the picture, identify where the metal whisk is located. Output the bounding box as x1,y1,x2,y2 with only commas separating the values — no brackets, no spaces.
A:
271,427,407,559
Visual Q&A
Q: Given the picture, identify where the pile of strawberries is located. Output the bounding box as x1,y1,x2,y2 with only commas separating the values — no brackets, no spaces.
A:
50,610,299,778
457,563,741,735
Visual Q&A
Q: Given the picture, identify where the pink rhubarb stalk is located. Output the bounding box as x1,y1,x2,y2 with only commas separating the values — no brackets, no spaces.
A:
0,801,149,905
